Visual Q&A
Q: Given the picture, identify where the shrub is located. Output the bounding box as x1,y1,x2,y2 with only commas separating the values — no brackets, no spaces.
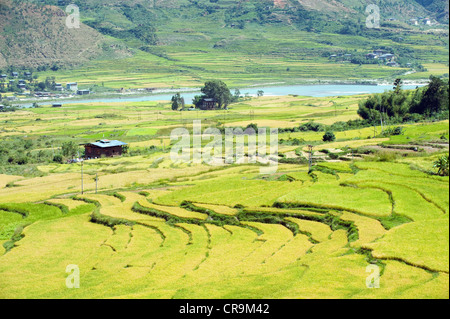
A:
381,126,404,137
328,153,339,160
323,131,336,142
138,191,150,197
375,151,400,162
15,156,28,165
299,121,324,132
53,154,63,163
433,155,449,176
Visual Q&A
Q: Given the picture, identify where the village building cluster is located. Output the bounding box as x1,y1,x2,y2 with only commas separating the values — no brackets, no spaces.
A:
408,17,436,26
365,49,399,67
0,71,90,102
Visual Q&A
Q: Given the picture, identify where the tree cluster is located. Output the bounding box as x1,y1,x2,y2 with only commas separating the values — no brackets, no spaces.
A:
192,80,233,109
358,76,449,124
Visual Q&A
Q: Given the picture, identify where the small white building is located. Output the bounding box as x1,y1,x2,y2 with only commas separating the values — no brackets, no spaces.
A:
66,82,78,92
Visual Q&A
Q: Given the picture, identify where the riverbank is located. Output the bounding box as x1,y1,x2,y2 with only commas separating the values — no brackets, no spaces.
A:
12,79,430,108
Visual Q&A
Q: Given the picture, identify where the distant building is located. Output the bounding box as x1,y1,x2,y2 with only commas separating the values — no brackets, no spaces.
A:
365,53,378,59
18,84,26,90
0,74,7,80
423,18,431,25
34,92,50,97
77,89,90,95
373,49,387,56
11,72,18,77
66,82,78,92
379,54,395,61
6,96,16,101
200,98,218,110
24,72,32,77
84,140,128,159
55,83,64,91
409,19,418,26
18,79,26,84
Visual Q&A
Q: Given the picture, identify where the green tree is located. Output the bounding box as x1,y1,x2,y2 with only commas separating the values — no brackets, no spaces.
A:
201,80,233,109
61,141,79,158
323,131,336,142
131,24,158,45
358,88,412,124
37,82,46,91
412,76,449,115
171,93,183,111
53,154,63,164
393,78,403,94
234,89,241,101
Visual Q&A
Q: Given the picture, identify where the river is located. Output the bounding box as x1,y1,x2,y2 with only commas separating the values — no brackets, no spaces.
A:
17,83,425,107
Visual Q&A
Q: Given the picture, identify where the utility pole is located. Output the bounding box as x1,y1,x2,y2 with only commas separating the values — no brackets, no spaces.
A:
81,160,84,195
380,113,383,134
95,173,98,194
307,145,313,172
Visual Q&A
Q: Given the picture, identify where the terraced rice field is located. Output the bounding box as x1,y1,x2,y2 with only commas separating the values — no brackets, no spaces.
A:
0,91,448,299
0,159,448,298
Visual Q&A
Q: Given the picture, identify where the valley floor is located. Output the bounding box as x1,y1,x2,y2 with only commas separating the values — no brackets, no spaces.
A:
0,95,448,299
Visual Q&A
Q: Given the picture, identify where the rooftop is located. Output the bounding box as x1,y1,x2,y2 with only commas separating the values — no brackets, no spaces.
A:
88,139,127,148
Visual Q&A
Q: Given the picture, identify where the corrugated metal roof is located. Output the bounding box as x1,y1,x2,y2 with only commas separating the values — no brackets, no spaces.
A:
88,140,127,148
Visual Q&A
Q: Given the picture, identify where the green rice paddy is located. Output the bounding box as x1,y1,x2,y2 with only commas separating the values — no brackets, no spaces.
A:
0,92,448,299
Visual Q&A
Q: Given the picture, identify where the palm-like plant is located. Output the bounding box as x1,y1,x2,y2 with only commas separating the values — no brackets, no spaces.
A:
433,155,449,176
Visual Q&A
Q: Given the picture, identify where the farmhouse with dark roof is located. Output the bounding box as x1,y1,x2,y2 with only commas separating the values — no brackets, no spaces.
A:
84,139,127,159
